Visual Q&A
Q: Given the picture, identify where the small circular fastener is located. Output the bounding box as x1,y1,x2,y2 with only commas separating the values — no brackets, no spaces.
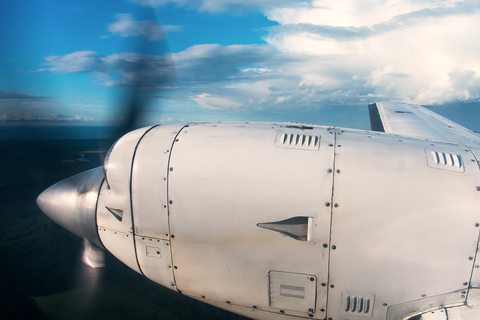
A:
383,303,388,306
476,223,480,227
477,186,480,191
308,314,313,318
336,169,341,173
321,283,326,287
323,244,328,248
461,295,466,298
464,282,469,286
334,203,339,208
320,308,325,312
421,294,426,297
469,257,474,260
332,245,337,250
171,234,175,238
226,301,231,304
330,284,335,288
202,296,206,299
328,169,333,173
174,266,178,269
169,200,173,204
280,310,285,314
309,277,315,281
170,167,174,171
329,144,334,146
252,305,257,309
325,202,331,207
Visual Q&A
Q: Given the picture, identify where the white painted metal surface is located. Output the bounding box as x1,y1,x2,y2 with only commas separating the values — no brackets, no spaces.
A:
131,124,186,239
328,130,480,320
97,126,153,273
374,102,480,146
134,236,176,290
168,122,335,318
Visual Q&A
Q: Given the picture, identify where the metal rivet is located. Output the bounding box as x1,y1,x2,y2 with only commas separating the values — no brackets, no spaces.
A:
280,310,284,313
169,200,173,204
461,295,465,298
325,202,330,207
476,223,480,227
167,150,169,152
469,257,474,260
338,145,342,147
328,169,333,173
328,318,333,320
309,308,314,313
202,296,206,299
476,187,480,191
166,243,169,246
334,203,338,208
170,167,173,171
464,282,469,286
164,205,166,208
332,245,336,250
336,169,341,173
165,234,168,236
171,284,175,286
174,266,177,269
309,277,315,281
308,314,313,318
329,144,333,146
253,305,257,309
163,178,166,180
383,303,388,306
171,235,175,238
175,139,179,142
462,291,466,294
168,266,171,268
421,294,426,297
150,239,152,241
226,301,231,304
156,251,160,255
323,244,328,248
142,237,145,240
320,308,325,312
321,283,326,286
330,284,334,288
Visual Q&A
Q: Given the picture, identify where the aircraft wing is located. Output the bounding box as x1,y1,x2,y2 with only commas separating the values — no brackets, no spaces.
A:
368,101,480,146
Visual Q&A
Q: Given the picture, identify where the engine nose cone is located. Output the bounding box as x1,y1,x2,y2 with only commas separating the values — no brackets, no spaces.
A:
37,167,105,248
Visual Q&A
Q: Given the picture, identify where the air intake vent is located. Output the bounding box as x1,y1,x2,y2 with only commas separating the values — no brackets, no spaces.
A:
425,149,464,173
341,291,374,317
275,132,320,151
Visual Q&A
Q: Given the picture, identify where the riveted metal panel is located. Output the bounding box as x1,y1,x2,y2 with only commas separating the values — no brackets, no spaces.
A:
327,131,480,320
97,127,152,274
131,124,186,239
168,122,334,318
269,271,316,313
135,236,176,291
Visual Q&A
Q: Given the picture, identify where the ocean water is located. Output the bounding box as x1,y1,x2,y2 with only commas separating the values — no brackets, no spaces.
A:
0,125,122,140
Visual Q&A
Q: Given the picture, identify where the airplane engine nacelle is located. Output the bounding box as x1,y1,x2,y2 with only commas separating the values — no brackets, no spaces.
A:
39,120,480,320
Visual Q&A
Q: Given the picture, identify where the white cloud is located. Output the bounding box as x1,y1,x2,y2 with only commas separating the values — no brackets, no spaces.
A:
107,13,178,41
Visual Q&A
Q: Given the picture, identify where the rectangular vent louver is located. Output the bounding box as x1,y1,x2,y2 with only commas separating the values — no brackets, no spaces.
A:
341,291,375,317
425,149,465,173
275,132,320,151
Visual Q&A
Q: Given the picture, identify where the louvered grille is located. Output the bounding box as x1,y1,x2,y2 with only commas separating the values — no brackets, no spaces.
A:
275,132,320,150
341,291,375,317
425,149,465,173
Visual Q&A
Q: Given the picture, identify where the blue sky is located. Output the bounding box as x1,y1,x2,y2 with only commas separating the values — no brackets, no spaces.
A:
2,0,480,130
